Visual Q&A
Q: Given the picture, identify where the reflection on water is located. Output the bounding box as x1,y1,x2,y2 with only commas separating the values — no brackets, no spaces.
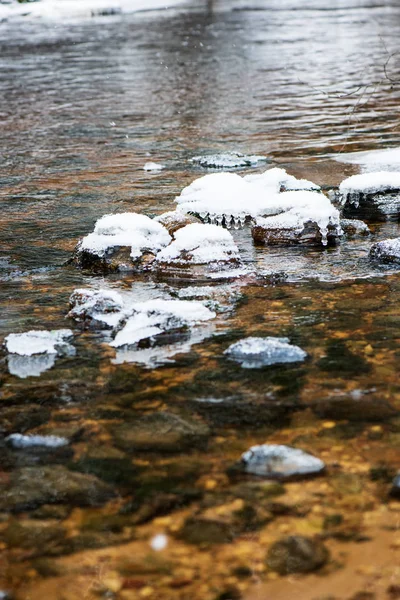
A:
1,1,400,599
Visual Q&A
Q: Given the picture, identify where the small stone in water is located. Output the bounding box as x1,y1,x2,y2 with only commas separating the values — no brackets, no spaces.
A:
266,535,329,574
150,533,168,551
240,444,325,479
224,337,307,368
369,238,400,264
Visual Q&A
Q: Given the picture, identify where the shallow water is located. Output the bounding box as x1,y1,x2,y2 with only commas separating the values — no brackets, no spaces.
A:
1,1,400,599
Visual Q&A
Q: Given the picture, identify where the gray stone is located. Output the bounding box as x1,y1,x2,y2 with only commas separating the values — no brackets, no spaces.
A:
267,535,329,574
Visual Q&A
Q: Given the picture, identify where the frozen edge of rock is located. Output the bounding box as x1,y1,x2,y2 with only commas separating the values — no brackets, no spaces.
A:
369,238,400,264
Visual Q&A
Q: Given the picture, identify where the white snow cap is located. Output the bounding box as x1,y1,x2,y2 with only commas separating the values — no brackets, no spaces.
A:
143,162,165,171
224,336,307,368
6,434,69,449
68,288,125,327
254,191,342,246
244,167,320,192
339,172,400,199
5,329,74,356
156,223,240,265
79,213,171,259
110,299,215,348
334,146,400,170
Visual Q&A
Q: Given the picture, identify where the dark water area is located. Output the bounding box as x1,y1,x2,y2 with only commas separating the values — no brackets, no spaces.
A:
1,1,400,599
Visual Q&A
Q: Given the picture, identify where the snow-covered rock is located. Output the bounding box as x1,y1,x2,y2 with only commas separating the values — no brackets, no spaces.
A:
110,299,215,348
156,223,241,266
240,444,325,479
191,152,267,169
143,162,165,171
340,219,370,235
339,172,400,203
74,213,171,273
154,211,201,236
224,337,307,369
244,167,320,192
334,147,400,171
369,238,400,264
252,191,342,247
68,288,125,329
6,434,69,449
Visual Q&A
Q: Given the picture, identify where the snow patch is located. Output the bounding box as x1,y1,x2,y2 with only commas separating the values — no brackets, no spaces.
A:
191,152,267,169
224,336,307,368
339,172,400,202
6,434,69,449
143,162,165,172
5,329,74,356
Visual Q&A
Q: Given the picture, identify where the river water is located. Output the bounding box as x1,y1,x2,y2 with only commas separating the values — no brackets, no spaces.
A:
1,1,400,599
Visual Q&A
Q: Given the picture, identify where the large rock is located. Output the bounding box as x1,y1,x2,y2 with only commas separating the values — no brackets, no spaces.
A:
252,219,339,246
154,211,201,236
369,238,400,264
266,535,329,574
340,172,400,220
0,466,116,513
237,444,325,480
110,412,210,453
224,337,307,369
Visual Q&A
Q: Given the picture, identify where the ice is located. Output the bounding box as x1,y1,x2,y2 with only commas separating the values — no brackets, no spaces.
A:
143,162,165,172
110,299,216,348
334,147,400,172
224,336,307,368
156,223,241,265
6,434,69,449
240,444,325,479
5,329,74,356
68,288,125,328
339,172,400,202
79,213,171,259
253,191,342,246
369,238,400,263
7,353,57,379
340,219,370,235
191,152,267,169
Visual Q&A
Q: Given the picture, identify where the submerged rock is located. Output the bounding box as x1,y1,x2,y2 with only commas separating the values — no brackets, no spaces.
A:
224,337,307,369
191,152,267,169
110,412,210,453
369,238,400,264
73,213,171,273
155,223,241,267
266,535,329,574
238,444,325,479
0,465,115,512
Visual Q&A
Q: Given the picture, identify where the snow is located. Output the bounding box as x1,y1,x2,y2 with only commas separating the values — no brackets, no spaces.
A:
150,534,168,551
340,219,370,235
156,223,241,265
244,167,320,192
0,0,190,22
110,299,216,348
224,336,307,368
79,213,171,259
6,434,69,449
5,329,74,356
68,288,124,328
334,147,400,171
369,238,400,263
241,444,325,478
253,191,342,246
143,162,165,172
339,172,400,200
191,152,267,169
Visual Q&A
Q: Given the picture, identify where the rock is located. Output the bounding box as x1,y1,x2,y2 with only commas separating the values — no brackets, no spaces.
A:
67,288,124,329
237,444,325,480
390,473,400,499
340,172,400,220
313,393,398,422
154,211,201,236
252,219,340,246
369,238,400,264
224,337,307,369
110,412,210,453
178,516,234,544
0,405,51,435
191,152,267,169
340,218,370,235
266,535,329,575
0,465,116,512
3,518,66,553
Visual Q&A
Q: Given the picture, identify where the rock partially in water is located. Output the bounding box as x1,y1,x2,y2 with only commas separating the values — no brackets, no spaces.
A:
5,434,69,449
340,218,370,235
191,152,267,169
4,329,75,379
369,238,400,264
68,288,124,329
239,444,325,479
155,223,241,267
266,535,329,574
0,465,116,513
178,516,234,544
143,161,165,171
110,412,210,453
390,473,400,499
340,173,400,220
73,213,171,273
154,211,201,236
224,337,307,369
340,171,400,199
244,167,320,192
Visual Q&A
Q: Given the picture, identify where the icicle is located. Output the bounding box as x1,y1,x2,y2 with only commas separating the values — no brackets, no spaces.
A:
216,215,223,226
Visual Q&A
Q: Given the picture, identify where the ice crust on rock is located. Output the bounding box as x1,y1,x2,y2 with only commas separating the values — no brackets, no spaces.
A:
5,329,74,356
6,434,69,449
240,444,325,479
68,288,124,328
224,336,307,368
369,238,400,264
110,299,216,348
340,219,370,235
191,152,267,169
143,162,165,171
334,147,400,171
244,167,320,192
156,223,241,265
79,213,171,259
339,172,400,201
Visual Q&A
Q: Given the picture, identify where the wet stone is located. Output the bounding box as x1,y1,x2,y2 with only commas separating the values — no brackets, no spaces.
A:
369,238,400,264
237,444,325,480
0,465,116,513
266,535,329,575
224,337,307,369
178,516,234,545
110,412,210,453
252,220,339,246
155,211,201,236
390,473,400,499
340,218,370,235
